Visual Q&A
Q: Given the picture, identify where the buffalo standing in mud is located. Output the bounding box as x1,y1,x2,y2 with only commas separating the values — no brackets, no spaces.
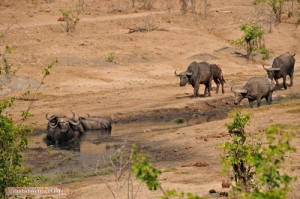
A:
263,52,295,89
231,77,275,108
45,112,84,147
175,61,213,97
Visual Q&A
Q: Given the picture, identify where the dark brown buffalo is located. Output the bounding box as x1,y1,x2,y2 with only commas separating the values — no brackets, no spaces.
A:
263,52,295,89
175,61,213,97
231,77,275,108
210,64,226,94
45,112,84,146
79,115,112,131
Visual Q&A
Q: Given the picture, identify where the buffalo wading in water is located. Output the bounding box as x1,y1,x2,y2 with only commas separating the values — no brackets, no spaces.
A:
263,52,296,89
175,61,213,97
45,112,84,147
79,115,112,131
231,77,275,108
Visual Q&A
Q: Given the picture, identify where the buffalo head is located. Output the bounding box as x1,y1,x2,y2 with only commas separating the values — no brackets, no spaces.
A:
175,70,192,86
46,112,81,134
263,65,280,80
231,86,248,105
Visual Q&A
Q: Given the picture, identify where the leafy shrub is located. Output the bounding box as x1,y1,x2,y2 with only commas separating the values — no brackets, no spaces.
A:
104,52,118,63
221,110,296,198
259,45,270,59
231,23,269,59
0,98,33,197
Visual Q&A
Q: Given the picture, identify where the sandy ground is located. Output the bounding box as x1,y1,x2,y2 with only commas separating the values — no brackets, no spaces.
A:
1,0,300,198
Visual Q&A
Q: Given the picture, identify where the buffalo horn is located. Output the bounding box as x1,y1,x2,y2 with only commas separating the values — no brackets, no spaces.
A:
45,113,57,121
236,89,247,93
174,70,180,77
69,111,81,125
263,65,269,70
186,72,192,76
272,68,281,71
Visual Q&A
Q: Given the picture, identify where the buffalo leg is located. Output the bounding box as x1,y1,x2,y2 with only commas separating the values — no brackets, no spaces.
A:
289,74,293,87
248,99,254,108
193,84,199,97
282,76,287,89
205,82,211,97
266,93,272,105
207,78,212,97
256,96,262,107
275,79,280,89
214,78,220,94
204,85,208,96
221,80,225,94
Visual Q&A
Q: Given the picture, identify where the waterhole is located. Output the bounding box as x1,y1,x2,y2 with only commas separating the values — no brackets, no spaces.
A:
27,108,230,182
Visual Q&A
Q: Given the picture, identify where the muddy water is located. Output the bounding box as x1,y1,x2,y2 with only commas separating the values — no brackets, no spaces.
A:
28,109,230,178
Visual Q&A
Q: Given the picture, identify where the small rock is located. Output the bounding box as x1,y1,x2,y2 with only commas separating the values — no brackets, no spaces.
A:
144,129,152,133
174,149,178,152
58,16,65,21
194,160,209,167
221,180,231,188
220,192,228,197
209,189,217,193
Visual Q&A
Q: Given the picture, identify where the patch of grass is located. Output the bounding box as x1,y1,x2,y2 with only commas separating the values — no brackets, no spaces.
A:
92,167,113,176
173,118,184,124
37,170,89,186
163,167,177,173
175,171,190,175
287,108,300,114
104,52,118,63
41,164,56,172
269,124,300,131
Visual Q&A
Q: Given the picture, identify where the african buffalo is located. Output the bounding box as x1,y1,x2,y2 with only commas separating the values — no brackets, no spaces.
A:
210,64,226,94
175,61,213,97
231,77,275,108
45,112,84,146
79,115,112,131
263,52,295,89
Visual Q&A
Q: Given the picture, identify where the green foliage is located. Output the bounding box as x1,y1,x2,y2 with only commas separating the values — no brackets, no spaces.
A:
0,99,33,197
245,127,296,199
222,110,296,198
239,24,263,43
173,118,184,124
59,9,80,32
222,111,258,192
159,189,201,199
131,145,161,190
104,52,118,63
259,45,270,59
231,23,268,59
0,44,16,75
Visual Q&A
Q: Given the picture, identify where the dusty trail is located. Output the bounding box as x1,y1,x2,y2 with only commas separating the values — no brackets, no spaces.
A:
0,11,166,31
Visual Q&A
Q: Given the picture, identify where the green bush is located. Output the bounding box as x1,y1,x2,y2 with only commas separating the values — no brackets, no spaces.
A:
221,110,296,198
104,52,118,63
0,98,33,197
231,23,269,59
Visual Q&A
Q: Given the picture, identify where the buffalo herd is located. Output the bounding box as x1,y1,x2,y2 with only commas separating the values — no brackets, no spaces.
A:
45,52,295,147
176,52,296,108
